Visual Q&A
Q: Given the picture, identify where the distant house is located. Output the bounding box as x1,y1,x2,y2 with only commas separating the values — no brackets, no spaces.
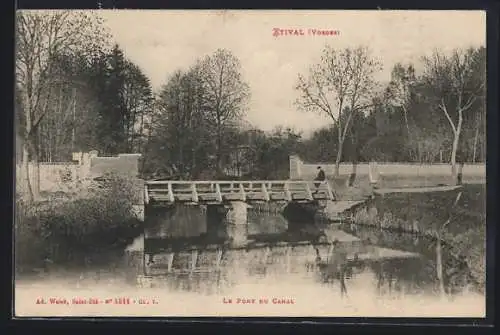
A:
223,145,253,177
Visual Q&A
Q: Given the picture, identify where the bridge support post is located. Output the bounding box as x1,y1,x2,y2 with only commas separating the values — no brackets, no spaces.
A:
206,202,248,245
224,201,249,247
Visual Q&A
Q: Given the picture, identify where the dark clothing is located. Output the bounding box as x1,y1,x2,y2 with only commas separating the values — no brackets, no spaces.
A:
314,169,326,188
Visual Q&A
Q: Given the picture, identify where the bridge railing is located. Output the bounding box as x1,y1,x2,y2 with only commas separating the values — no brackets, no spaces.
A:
144,180,335,204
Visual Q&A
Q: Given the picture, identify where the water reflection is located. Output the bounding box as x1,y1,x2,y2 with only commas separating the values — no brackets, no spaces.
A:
125,207,460,300
19,206,482,308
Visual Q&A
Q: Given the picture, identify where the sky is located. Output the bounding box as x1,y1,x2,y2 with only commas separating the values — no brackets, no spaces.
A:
99,10,486,136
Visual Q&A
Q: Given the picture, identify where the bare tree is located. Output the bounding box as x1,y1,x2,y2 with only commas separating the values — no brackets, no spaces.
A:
295,46,382,176
197,49,250,176
16,10,109,201
421,48,485,180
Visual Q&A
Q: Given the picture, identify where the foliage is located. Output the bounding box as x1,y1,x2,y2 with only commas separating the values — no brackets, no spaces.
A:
15,174,143,273
419,48,486,172
89,45,154,155
197,49,251,174
244,127,303,179
297,46,485,165
16,10,111,201
143,69,213,179
142,49,250,179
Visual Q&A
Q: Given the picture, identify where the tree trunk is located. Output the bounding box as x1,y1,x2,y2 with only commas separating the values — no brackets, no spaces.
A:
216,126,223,176
450,119,462,184
450,132,459,180
348,161,358,187
472,122,479,163
72,92,76,152
21,144,34,203
334,146,343,178
450,108,463,183
335,130,345,178
34,133,40,200
402,106,413,158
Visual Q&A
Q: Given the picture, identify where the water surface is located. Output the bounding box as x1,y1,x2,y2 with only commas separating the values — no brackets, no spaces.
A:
15,207,485,317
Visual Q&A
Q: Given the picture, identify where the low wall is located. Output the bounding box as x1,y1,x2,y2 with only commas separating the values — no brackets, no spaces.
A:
290,156,486,182
16,162,84,194
16,151,142,197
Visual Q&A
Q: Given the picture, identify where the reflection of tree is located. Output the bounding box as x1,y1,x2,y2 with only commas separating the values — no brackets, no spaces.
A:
370,258,428,296
316,246,353,298
343,222,481,295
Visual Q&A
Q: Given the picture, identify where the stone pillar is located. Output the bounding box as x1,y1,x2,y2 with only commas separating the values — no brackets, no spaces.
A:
224,201,248,247
206,202,249,246
289,155,302,180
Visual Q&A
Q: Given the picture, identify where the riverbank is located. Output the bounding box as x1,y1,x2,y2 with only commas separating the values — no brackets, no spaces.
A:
15,174,144,276
338,183,486,294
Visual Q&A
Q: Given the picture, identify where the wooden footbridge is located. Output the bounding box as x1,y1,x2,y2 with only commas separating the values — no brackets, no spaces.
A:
144,180,337,205
143,179,342,251
135,178,422,286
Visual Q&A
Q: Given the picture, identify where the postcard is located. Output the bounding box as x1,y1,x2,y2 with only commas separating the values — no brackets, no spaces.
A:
14,9,486,318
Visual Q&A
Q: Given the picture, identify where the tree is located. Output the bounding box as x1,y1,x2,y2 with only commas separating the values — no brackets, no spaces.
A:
420,48,485,179
145,68,213,179
243,127,303,179
121,60,154,153
300,126,338,163
384,63,417,158
80,44,154,156
295,45,382,176
36,51,103,162
197,49,251,176
94,45,129,154
16,10,109,201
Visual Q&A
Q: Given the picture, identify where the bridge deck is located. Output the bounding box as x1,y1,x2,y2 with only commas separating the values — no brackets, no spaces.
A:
145,180,336,204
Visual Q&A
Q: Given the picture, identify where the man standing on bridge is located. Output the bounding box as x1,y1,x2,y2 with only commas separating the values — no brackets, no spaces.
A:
314,166,326,192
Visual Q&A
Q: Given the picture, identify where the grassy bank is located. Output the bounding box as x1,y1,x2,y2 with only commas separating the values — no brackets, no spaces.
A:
329,174,486,200
15,174,144,276
348,183,486,293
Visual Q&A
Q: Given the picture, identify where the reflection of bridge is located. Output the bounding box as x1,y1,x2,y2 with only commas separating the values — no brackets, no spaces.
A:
137,179,421,283
144,180,336,204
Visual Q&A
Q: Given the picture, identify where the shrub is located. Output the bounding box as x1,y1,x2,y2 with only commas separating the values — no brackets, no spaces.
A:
15,173,144,274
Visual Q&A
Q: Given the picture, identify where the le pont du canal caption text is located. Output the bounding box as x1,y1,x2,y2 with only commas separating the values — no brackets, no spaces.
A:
222,297,295,305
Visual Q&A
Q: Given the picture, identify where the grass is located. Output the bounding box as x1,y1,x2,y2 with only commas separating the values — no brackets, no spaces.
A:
328,174,485,200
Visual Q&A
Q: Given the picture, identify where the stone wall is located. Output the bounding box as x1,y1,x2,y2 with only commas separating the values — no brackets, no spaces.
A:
16,151,142,196
289,155,486,184
16,162,84,195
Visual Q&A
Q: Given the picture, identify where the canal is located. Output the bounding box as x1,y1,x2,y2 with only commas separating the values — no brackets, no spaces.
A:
15,195,486,317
